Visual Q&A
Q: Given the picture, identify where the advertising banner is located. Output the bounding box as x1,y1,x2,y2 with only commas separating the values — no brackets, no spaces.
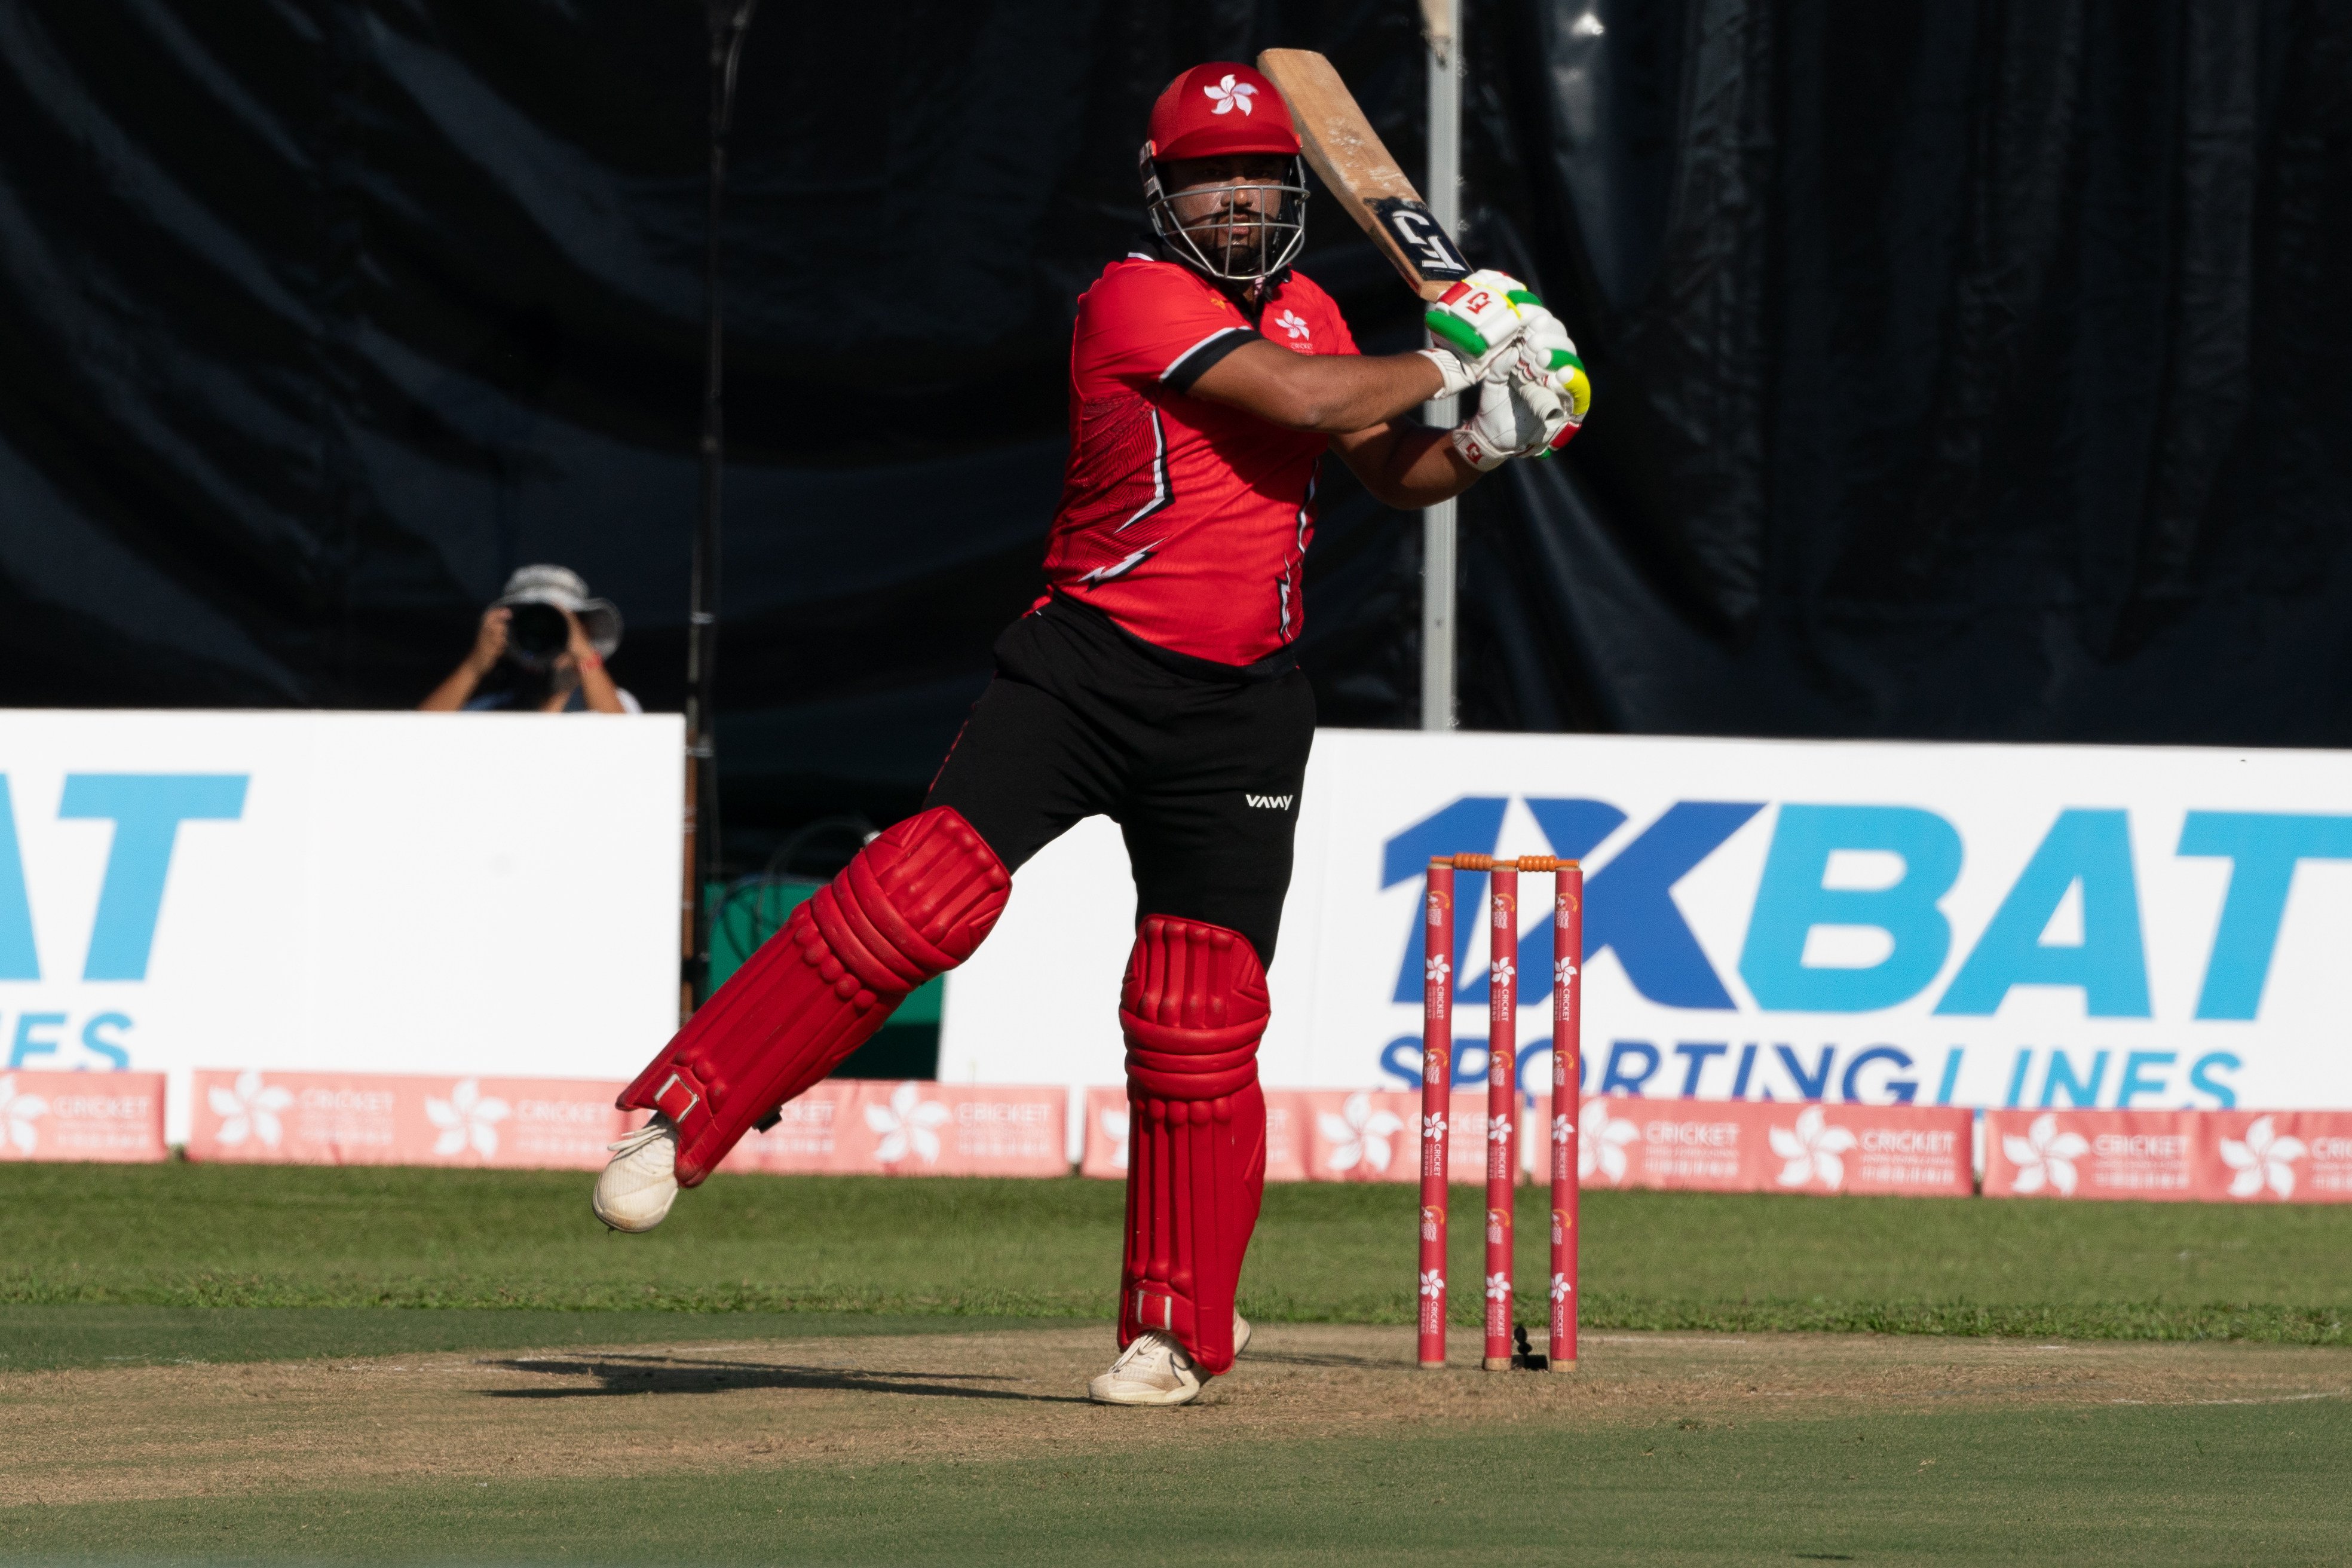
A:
945,730,2352,1118
186,1070,631,1169
1077,1086,1496,1184
1579,1098,1973,1197
1984,1108,2352,1202
723,1082,1068,1178
0,711,684,1141
0,1069,166,1162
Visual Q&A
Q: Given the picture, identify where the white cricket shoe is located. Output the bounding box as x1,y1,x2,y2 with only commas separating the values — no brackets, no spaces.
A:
592,1116,680,1233
1233,1312,1252,1357
1088,1331,1204,1407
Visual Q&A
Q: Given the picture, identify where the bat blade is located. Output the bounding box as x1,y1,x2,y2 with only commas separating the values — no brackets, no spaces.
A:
1257,47,1469,301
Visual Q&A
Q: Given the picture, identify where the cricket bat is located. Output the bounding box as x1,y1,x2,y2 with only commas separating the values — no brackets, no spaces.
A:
1255,48,1471,301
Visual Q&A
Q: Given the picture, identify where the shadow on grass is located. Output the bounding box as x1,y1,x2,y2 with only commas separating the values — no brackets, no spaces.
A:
477,1349,1089,1404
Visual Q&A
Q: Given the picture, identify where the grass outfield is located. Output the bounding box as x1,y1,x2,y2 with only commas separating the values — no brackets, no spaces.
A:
5,1401,2347,1565
1,1162,2347,1365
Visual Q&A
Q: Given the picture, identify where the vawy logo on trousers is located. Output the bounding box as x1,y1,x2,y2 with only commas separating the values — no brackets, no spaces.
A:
1383,796,2352,1022
1245,793,1294,810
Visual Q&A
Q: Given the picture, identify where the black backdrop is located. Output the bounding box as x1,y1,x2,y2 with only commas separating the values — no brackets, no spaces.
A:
4,1,2347,862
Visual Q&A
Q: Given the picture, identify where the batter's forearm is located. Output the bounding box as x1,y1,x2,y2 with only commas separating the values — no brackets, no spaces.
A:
1190,341,1444,433
1330,422,1484,509
1298,353,1449,433
1373,425,1483,507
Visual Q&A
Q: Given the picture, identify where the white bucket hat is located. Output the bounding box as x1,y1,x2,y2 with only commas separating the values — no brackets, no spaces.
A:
494,564,623,658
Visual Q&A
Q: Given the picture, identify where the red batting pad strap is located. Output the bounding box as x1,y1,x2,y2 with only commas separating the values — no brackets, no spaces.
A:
617,807,1008,1185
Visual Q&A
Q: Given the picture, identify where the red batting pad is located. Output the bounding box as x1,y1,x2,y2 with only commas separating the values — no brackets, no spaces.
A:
1117,916,1270,1376
619,807,1009,1185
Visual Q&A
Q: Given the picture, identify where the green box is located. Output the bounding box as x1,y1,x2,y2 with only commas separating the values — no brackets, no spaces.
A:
704,881,942,1068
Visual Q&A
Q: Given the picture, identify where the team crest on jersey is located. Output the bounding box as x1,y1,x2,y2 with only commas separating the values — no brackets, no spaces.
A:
1275,309,1310,341
1204,75,1257,115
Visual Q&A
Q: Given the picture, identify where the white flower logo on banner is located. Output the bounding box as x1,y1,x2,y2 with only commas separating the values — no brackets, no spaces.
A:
1769,1104,1858,1190
1318,1091,1404,1174
1578,1098,1637,1184
1490,956,1515,992
0,1075,48,1156
1100,1105,1132,1171
1425,953,1450,988
1422,1109,1447,1143
425,1078,510,1159
2220,1116,2305,1199
1420,1268,1444,1302
1486,1270,1511,1304
1555,956,1578,989
867,1081,951,1165
208,1069,292,1149
1202,74,1256,115
1551,1272,1572,1306
2002,1113,2090,1196
1275,309,1310,341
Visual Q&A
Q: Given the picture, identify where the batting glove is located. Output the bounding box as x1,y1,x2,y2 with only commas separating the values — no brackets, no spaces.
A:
1420,269,1545,396
1505,313,1591,455
1450,373,1557,471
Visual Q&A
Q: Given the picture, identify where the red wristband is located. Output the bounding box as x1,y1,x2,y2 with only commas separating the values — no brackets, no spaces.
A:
577,651,604,671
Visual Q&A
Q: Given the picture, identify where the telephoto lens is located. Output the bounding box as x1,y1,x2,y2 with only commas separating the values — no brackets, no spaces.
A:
506,602,570,667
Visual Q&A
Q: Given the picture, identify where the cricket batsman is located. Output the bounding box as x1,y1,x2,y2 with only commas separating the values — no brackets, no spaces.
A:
592,62,1590,1407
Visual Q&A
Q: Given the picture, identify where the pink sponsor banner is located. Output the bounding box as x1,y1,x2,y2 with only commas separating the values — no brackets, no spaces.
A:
1297,1088,1416,1182
1577,1098,1973,1197
0,1071,166,1163
1983,1109,2199,1200
1294,1089,1524,1184
1263,1091,1309,1183
1079,1086,1127,1180
723,1082,859,1174
738,1082,1068,1178
1080,1086,1311,1182
188,1070,628,1169
2197,1111,2352,1203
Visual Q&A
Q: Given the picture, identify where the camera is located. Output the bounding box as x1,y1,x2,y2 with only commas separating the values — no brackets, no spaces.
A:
506,602,571,668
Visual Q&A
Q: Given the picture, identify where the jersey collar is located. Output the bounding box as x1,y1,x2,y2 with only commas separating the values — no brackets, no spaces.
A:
1134,235,1291,322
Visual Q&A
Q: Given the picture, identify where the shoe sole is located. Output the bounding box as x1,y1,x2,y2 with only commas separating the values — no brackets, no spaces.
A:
1086,1381,1204,1407
590,1181,677,1234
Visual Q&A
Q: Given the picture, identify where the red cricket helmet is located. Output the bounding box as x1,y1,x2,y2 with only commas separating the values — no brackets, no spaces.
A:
1145,63,1300,162
1139,63,1308,289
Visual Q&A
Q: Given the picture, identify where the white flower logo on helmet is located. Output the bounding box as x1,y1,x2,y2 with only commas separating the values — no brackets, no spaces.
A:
1202,74,1257,115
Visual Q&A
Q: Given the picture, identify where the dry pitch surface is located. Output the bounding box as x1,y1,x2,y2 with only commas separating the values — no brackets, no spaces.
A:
7,1324,2345,1510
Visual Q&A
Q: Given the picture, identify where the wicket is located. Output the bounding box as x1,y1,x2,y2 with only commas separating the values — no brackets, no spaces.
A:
1417,854,1583,1372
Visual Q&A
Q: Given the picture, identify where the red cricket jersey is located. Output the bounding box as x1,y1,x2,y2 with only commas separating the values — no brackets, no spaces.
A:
1037,255,1361,665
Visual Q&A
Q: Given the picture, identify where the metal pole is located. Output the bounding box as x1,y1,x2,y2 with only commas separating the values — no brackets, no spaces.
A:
1420,0,1462,732
686,0,758,1017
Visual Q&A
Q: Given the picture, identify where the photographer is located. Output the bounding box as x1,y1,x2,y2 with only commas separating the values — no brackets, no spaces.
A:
419,565,639,714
